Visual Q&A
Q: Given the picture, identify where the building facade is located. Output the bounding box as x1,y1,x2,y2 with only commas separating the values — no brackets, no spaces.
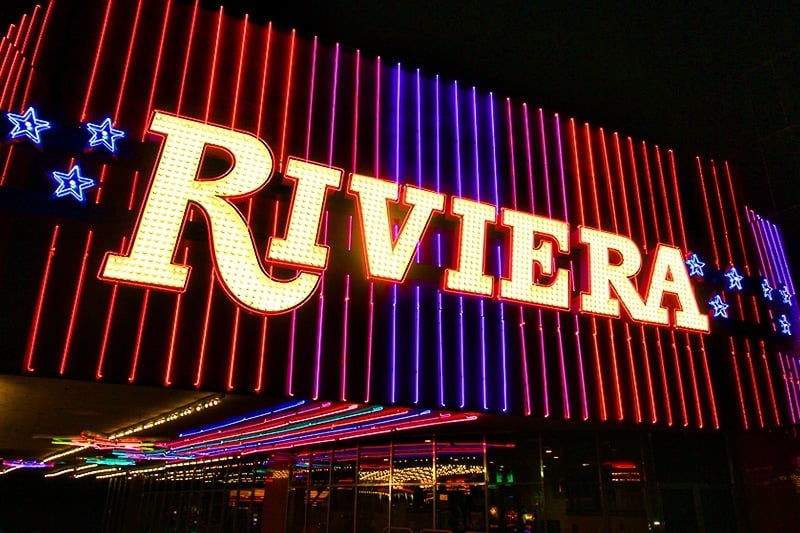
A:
0,1,798,531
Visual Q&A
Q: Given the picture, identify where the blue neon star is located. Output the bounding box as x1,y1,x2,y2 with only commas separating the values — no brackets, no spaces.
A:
780,286,793,306
707,294,729,318
762,278,774,301
6,106,51,144
778,314,792,335
85,117,125,152
51,165,95,202
724,266,744,291
685,253,706,277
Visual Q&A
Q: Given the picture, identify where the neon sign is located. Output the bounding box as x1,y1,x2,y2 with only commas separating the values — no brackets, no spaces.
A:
99,112,709,333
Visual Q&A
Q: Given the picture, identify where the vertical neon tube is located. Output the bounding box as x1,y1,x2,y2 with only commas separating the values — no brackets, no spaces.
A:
569,118,606,421
58,230,93,375
490,94,509,412
453,81,466,409
435,75,446,408
194,7,224,388
602,130,641,423
586,124,623,420
24,225,60,373
778,353,798,423
669,150,718,427
365,55,382,403
540,109,569,419
97,238,127,380
524,104,548,418
283,30,298,396
254,22,273,395
655,146,701,427
165,247,189,386
414,68,422,405
642,142,683,425
507,99,532,416
390,62,401,405
627,137,666,425
471,87,489,411
226,13,249,392
341,48,359,401
555,114,587,419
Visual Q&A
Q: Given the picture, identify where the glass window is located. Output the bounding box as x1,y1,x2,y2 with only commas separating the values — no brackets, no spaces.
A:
356,485,389,532
332,447,357,484
436,441,485,484
487,438,541,484
358,445,391,484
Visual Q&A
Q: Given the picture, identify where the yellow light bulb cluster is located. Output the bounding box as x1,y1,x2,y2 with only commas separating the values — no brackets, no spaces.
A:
349,174,444,281
499,209,570,310
100,112,320,314
444,197,496,296
267,157,343,269
97,112,708,332
578,227,708,332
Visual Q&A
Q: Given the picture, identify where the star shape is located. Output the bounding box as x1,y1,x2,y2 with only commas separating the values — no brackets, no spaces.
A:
724,266,744,291
707,294,729,318
51,165,96,202
6,106,51,144
685,253,706,277
85,116,125,152
778,314,792,335
762,278,774,301
780,286,793,306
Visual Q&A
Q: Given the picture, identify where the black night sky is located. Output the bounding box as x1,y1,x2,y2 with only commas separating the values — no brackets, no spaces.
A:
3,0,800,259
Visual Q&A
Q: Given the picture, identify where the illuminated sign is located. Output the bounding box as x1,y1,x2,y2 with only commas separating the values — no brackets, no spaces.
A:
99,112,709,333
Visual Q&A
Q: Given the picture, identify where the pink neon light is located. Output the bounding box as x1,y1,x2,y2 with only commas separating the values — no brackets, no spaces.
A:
194,271,215,388
24,225,60,373
606,131,642,423
414,68,422,405
729,338,749,429
506,99,532,415
59,231,94,375
278,29,296,173
667,149,716,428
165,247,189,386
569,118,606,421
252,24,274,394
490,95,509,412
97,238,126,380
80,0,116,120
653,146,701,428
128,0,173,209
341,49,359,402
31,2,54,68
225,13,250,393
435,76,447,408
453,80,466,409
364,55,381,404
471,87,488,411
541,108,569,419
523,104,548,417
778,353,798,423
641,142,683,426
175,0,199,115
204,6,224,123
128,290,150,383
626,137,665,425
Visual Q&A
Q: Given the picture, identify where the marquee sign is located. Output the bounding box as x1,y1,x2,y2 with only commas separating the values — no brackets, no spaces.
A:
99,112,708,332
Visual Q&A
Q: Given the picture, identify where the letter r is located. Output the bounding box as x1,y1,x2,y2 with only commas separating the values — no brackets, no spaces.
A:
99,112,321,314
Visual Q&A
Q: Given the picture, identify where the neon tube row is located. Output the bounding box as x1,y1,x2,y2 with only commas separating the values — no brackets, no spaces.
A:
0,0,790,428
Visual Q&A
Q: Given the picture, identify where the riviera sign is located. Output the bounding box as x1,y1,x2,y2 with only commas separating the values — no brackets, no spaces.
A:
99,112,709,333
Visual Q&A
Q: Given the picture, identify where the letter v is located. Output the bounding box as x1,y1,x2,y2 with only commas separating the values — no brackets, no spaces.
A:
348,174,444,281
